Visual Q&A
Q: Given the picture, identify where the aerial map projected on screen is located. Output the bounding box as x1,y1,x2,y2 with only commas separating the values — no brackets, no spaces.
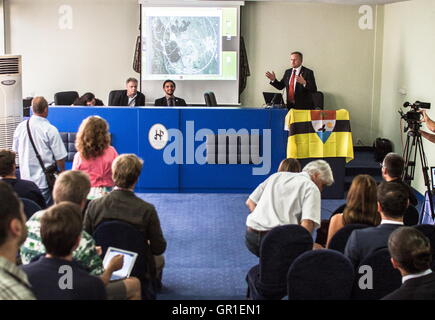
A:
148,15,221,77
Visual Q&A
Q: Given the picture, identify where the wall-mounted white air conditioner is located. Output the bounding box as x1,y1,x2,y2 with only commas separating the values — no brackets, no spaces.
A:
0,55,22,151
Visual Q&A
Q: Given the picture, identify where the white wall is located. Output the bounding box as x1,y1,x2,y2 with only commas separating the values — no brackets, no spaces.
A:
240,2,380,145
377,0,435,194
4,0,140,104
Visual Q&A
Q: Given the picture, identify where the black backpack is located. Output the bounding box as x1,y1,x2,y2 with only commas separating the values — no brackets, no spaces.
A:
373,138,393,162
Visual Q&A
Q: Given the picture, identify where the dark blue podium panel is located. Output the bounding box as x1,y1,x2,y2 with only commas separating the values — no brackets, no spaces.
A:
47,106,288,193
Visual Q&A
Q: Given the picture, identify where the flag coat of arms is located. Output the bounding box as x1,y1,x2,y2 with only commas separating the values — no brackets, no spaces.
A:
285,109,354,162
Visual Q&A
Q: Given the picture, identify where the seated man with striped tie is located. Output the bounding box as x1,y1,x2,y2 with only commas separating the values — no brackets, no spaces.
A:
265,51,317,110
154,80,187,107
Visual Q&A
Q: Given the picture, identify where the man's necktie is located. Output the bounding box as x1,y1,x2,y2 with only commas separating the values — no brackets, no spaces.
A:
168,98,175,106
288,70,296,104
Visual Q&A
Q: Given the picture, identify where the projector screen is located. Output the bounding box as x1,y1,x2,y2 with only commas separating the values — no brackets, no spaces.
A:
140,2,242,105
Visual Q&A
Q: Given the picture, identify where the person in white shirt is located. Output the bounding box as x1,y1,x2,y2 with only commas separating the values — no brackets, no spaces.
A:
383,227,435,300
12,96,67,206
245,159,334,257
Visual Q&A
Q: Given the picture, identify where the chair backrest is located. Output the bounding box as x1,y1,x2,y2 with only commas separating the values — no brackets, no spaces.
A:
204,92,212,106
287,249,354,300
352,247,402,300
208,91,218,106
92,221,148,280
20,197,42,220
258,225,313,288
108,90,124,106
59,132,77,161
54,91,79,105
404,205,419,226
328,223,370,253
311,91,324,110
414,224,435,269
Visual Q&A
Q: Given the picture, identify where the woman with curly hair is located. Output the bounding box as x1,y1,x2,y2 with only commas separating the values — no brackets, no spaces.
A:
326,174,381,247
72,116,118,199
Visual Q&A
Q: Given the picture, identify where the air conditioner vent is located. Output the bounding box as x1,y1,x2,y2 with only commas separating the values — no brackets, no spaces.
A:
0,57,20,75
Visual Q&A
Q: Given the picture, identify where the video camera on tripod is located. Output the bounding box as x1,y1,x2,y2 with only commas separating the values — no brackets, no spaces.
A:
398,100,434,220
398,101,431,133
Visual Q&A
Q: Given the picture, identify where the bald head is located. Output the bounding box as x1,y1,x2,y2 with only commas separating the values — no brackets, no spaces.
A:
32,96,48,116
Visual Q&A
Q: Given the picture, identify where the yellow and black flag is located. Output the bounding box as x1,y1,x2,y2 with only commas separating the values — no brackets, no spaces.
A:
285,109,354,162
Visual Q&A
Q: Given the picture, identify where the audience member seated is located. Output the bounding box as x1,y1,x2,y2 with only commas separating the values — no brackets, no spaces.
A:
154,80,187,107
244,160,334,257
383,227,435,300
381,152,419,225
0,149,46,209
0,181,35,300
277,158,301,173
72,116,118,199
22,202,109,300
326,175,380,247
20,170,141,300
73,92,103,106
84,154,167,287
110,77,145,107
344,181,408,267
12,96,67,206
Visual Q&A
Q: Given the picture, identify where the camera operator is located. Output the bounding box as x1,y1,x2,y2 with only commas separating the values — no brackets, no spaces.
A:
420,110,435,143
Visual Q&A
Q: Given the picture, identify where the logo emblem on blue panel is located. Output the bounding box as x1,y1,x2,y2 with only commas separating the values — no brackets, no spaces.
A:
149,123,168,150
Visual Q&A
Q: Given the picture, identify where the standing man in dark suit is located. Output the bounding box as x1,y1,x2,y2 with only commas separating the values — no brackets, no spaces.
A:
111,78,145,107
266,51,317,109
383,227,435,300
154,80,187,107
344,182,408,267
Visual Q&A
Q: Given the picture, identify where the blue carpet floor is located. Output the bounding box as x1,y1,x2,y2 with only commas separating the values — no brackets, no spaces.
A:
137,193,347,300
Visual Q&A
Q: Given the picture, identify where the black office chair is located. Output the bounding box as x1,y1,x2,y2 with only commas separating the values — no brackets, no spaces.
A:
328,223,370,253
246,225,313,300
108,90,124,106
54,91,79,105
204,92,212,106
311,91,324,110
287,249,354,300
352,248,402,300
20,197,42,220
93,220,156,300
209,91,218,106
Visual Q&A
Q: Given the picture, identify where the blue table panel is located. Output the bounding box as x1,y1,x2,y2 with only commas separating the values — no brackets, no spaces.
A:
47,106,288,193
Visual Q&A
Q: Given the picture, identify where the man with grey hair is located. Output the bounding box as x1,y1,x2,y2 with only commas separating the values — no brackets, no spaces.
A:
245,160,334,256
110,77,145,107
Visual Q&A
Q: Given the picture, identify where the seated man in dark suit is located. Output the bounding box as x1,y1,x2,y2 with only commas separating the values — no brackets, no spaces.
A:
22,202,117,300
344,181,408,267
381,152,419,225
265,51,317,110
154,80,187,107
383,227,435,300
111,77,145,107
0,149,46,209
